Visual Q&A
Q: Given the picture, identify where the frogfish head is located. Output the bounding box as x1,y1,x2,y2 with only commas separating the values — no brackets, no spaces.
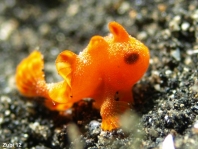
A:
102,22,150,91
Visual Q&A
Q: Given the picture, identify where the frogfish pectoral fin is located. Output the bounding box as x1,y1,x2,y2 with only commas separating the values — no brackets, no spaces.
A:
100,96,130,131
15,50,49,98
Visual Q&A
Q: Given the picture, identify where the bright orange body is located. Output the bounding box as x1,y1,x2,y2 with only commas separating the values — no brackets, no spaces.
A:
15,22,149,130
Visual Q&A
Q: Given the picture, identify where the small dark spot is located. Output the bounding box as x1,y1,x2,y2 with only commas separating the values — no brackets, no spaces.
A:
115,98,119,101
124,53,139,64
70,96,73,98
114,91,119,101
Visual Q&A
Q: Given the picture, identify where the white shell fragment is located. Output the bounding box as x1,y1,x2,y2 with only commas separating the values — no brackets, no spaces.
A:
162,134,175,149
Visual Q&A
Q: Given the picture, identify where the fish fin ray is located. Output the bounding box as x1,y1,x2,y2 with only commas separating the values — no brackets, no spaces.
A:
15,50,48,98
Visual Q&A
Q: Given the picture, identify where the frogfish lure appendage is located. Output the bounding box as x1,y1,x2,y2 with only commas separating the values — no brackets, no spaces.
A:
15,21,150,131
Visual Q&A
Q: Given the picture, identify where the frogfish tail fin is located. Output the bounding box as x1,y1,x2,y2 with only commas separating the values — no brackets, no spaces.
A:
15,50,49,98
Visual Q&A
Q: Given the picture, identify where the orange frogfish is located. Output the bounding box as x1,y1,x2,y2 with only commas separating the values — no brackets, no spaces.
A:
15,22,149,131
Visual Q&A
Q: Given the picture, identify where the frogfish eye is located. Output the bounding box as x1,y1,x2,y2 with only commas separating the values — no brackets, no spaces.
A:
124,52,139,64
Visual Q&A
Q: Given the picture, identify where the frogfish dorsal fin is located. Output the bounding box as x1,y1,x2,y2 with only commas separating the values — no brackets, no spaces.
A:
55,50,77,87
87,36,108,53
109,21,129,42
